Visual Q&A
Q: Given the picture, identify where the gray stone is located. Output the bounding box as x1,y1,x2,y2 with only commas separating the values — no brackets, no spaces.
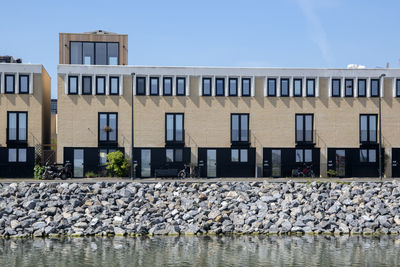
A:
32,222,46,230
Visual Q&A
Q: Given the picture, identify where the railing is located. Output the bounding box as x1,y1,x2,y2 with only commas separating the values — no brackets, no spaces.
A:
6,128,27,145
231,129,251,146
360,130,377,144
166,130,185,146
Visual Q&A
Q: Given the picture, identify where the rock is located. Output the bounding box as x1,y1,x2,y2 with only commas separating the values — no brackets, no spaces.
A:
226,191,238,198
113,216,123,225
23,200,37,210
10,220,20,229
208,210,220,220
32,222,46,230
198,193,207,201
281,220,292,232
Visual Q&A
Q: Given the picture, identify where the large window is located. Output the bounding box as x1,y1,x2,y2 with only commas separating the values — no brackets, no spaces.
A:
295,149,312,163
150,77,159,95
7,112,27,142
202,78,211,96
216,78,225,96
5,74,15,94
358,79,366,97
306,79,315,97
231,149,248,163
293,79,302,97
109,77,119,95
360,149,376,163
68,76,78,94
82,76,92,95
268,78,276,96
70,41,119,65
360,114,377,143
99,113,117,143
166,113,184,143
332,79,341,97
280,78,289,96
96,76,105,95
345,79,353,97
296,114,313,143
370,79,380,97
136,77,146,95
166,148,183,162
176,77,186,96
231,114,249,143
163,77,172,96
8,148,27,163
242,78,251,96
19,75,29,94
229,78,238,96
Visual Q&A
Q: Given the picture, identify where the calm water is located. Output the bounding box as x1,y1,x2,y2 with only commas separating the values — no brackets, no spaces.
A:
1,235,400,267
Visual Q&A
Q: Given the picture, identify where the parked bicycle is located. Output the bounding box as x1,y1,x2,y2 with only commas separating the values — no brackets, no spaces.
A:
177,163,200,179
292,163,315,178
42,161,73,180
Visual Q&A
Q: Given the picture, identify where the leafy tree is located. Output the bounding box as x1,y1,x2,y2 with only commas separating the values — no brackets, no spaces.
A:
106,151,130,177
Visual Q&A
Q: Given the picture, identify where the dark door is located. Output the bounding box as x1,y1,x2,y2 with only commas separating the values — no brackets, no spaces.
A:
392,148,400,177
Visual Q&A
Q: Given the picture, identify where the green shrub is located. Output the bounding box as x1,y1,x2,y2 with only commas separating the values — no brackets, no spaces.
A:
34,165,45,180
326,169,337,178
106,151,130,177
85,171,97,178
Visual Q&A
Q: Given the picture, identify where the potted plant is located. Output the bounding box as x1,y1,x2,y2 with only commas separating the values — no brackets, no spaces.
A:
103,126,113,132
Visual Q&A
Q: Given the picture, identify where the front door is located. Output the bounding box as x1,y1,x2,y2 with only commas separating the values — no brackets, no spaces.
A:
73,149,84,178
207,149,217,177
392,148,400,177
271,149,281,177
335,149,346,177
141,149,151,177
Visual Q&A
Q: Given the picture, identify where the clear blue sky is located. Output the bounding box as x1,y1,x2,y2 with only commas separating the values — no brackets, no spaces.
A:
1,0,399,98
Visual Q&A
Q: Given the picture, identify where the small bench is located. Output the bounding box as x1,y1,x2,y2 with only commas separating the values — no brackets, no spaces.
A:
155,168,178,178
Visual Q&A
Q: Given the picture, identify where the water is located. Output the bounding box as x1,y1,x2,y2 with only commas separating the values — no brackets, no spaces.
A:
1,235,400,267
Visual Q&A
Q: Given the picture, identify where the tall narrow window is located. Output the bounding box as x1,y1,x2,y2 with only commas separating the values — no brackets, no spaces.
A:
136,77,146,95
216,78,225,96
306,79,315,97
231,114,249,143
268,78,276,96
397,79,400,97
176,77,186,96
99,113,118,143
82,76,92,95
163,77,172,96
68,76,78,94
70,42,82,64
19,75,29,94
107,43,119,65
109,77,119,95
165,113,184,143
7,112,27,142
296,114,313,143
150,77,159,95
202,78,211,96
360,114,377,143
95,43,107,65
280,78,289,96
332,79,341,97
5,74,15,94
345,79,353,97
242,78,251,96
96,76,105,95
293,79,302,96
82,42,94,65
371,79,379,97
358,79,366,97
229,78,238,96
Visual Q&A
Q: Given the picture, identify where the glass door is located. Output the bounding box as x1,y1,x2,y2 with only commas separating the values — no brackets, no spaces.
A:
207,149,217,178
141,149,151,177
73,149,84,178
335,150,345,177
271,149,281,177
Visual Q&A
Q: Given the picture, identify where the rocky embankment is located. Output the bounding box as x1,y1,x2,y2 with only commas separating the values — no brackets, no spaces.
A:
1,181,400,238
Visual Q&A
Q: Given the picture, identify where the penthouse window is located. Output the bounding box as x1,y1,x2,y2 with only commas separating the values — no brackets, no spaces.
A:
345,79,353,97
176,77,186,96
163,77,172,96
99,113,117,143
150,77,159,95
7,112,27,143
109,77,119,95
19,75,29,94
68,76,78,94
229,78,238,96
216,78,225,96
268,78,276,96
242,78,251,96
280,78,289,96
370,79,380,97
5,74,15,94
358,79,366,97
202,78,211,96
360,114,377,143
306,79,315,97
82,76,92,95
8,148,27,163
96,76,105,95
231,114,249,143
166,113,184,143
396,79,400,97
231,149,248,163
296,114,313,143
70,41,119,65
136,77,146,95
332,79,341,97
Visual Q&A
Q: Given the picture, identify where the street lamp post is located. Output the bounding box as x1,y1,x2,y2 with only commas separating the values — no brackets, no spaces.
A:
130,72,135,180
379,73,386,180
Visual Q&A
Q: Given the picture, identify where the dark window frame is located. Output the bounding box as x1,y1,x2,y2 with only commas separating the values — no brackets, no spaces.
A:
7,111,28,143
69,41,120,65
229,78,238,96
267,78,276,96
306,78,315,97
8,148,27,163
68,76,78,95
358,79,367,97
293,78,303,97
5,74,15,94
202,77,212,96
345,79,354,97
231,148,248,163
109,76,119,95
331,78,341,97
96,76,106,95
360,114,377,143
231,113,250,143
280,78,289,97
98,112,118,144
82,76,92,95
136,77,146,96
150,77,159,96
396,79,400,97
176,77,186,96
163,77,172,96
166,148,183,163
19,74,29,94
360,149,377,163
241,78,251,96
370,79,380,97
165,113,185,143
295,114,314,143
216,78,225,96
295,149,313,163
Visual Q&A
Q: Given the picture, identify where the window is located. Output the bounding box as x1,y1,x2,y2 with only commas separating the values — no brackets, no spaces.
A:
396,79,400,97
358,79,366,97
8,149,17,162
216,78,225,96
306,79,315,97
19,75,29,94
109,77,119,95
99,148,116,166
231,149,248,162
202,78,211,96
231,114,249,142
176,77,186,96
268,78,276,96
5,74,15,93
229,78,238,96
280,78,289,96
296,149,312,163
70,42,119,65
99,113,118,143
68,76,78,94
345,79,353,97
136,77,146,95
371,79,379,97
166,149,183,162
163,77,172,96
82,76,92,95
150,77,159,95
296,114,313,143
360,149,376,163
332,79,341,97
8,112,27,142
360,114,377,143
96,76,105,95
242,78,251,96
166,113,184,142
293,79,302,96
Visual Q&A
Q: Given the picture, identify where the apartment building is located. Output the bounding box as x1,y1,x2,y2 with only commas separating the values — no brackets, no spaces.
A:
57,31,400,178
0,58,51,177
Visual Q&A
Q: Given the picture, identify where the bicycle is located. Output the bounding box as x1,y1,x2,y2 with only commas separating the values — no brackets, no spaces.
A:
177,163,200,179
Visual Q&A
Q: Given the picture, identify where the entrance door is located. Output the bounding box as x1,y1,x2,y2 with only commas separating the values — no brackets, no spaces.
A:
392,148,400,177
207,149,217,177
271,149,281,177
335,150,345,177
141,149,151,177
73,149,84,178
